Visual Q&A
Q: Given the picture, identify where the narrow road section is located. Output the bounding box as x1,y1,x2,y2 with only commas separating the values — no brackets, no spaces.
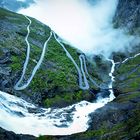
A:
14,16,52,90
53,32,89,90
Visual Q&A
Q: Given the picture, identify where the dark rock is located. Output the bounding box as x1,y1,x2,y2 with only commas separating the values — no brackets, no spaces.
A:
0,127,36,140
0,57,11,64
0,67,11,75
95,90,110,99
1,79,9,88
114,0,140,34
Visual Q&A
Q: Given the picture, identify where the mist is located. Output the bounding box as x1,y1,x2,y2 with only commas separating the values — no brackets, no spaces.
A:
18,0,139,57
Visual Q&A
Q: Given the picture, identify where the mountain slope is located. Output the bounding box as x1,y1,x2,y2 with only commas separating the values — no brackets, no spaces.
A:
0,7,103,108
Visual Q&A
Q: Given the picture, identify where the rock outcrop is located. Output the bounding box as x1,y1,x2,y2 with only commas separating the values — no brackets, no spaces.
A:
114,0,140,34
0,127,35,140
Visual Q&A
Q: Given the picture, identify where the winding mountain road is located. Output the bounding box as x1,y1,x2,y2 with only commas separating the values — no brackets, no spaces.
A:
53,32,89,90
80,54,100,88
14,15,131,92
14,16,91,91
122,52,140,63
14,15,31,90
79,54,89,90
14,16,52,90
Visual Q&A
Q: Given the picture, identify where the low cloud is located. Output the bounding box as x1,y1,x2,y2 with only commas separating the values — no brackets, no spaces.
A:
18,0,139,57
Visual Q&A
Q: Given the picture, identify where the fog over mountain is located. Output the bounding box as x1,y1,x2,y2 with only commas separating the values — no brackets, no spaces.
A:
18,0,140,57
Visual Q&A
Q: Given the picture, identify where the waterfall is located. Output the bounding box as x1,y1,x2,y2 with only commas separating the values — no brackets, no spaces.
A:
0,89,114,136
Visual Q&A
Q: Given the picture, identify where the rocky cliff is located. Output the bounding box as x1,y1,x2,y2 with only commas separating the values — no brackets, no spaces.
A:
114,0,140,34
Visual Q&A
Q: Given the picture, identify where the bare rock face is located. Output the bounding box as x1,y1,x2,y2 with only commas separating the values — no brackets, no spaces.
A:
0,127,36,140
114,0,140,34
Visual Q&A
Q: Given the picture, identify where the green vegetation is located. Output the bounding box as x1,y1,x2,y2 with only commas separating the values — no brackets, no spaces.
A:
44,90,91,108
0,7,99,108
116,92,140,103
0,8,14,19
115,54,140,93
0,49,4,56
28,36,80,97
29,18,50,44
10,56,22,71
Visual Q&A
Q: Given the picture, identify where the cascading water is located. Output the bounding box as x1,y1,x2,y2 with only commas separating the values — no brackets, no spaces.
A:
107,59,116,100
0,89,114,136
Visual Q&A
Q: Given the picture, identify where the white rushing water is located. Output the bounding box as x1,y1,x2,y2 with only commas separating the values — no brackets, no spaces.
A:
0,90,114,136
0,54,117,136
107,59,116,100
